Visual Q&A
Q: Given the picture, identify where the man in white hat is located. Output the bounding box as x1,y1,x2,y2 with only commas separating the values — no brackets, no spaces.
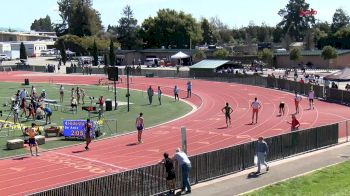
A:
174,148,192,194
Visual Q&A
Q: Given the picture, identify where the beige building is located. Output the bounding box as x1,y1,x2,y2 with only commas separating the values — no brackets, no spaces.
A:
0,31,57,42
274,50,350,69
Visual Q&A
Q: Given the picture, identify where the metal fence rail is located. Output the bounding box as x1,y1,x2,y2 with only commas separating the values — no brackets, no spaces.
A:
30,123,338,196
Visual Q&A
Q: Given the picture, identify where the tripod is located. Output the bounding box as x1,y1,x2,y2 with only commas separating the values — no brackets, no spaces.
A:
4,108,24,136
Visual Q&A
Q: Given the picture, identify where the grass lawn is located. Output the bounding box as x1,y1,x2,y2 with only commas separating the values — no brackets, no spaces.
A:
0,82,192,158
246,161,350,196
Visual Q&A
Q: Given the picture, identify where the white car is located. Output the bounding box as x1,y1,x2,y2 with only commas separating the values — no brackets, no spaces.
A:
0,54,10,61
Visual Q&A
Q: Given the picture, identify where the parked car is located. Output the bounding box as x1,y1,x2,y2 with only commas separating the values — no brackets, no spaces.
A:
0,54,10,61
145,58,160,67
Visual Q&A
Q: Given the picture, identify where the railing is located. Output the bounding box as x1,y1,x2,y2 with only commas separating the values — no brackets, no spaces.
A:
30,123,339,196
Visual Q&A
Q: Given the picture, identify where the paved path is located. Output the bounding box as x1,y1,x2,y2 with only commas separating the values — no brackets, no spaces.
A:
191,142,350,196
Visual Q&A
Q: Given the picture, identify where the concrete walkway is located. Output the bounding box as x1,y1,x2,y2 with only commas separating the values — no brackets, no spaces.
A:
191,142,350,196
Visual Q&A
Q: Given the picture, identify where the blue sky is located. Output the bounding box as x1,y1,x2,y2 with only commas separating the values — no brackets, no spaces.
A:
1,0,350,31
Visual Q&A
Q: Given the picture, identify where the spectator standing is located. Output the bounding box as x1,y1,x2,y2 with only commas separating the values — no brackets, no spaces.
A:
157,86,162,105
98,96,104,116
288,114,300,131
174,148,191,194
81,88,86,104
147,86,154,105
71,96,78,113
255,137,269,173
59,85,64,103
76,87,81,104
71,87,75,98
174,85,179,101
187,81,192,98
159,152,176,195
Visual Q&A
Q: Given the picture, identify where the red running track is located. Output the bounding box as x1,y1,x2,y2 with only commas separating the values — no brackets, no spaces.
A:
0,72,350,196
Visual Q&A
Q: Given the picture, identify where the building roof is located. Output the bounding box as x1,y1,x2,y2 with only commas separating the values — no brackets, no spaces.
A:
324,68,350,81
190,60,230,69
274,50,350,56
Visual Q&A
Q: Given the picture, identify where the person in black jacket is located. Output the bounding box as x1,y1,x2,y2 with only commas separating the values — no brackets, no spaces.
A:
159,152,176,195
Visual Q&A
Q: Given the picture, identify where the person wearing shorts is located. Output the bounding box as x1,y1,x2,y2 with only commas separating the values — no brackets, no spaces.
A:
251,97,261,124
294,92,302,114
44,106,52,125
159,152,176,195
222,102,233,127
84,119,92,150
308,89,315,109
135,113,144,144
174,85,179,101
279,101,285,116
26,123,38,156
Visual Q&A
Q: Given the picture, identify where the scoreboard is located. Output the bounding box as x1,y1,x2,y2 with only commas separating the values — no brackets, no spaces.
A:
63,120,94,138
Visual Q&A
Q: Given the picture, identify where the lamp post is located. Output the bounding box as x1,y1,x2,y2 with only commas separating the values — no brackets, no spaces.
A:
126,65,130,112
114,79,117,110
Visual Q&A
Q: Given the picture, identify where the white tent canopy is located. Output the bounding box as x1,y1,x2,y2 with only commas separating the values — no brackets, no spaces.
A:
171,51,190,59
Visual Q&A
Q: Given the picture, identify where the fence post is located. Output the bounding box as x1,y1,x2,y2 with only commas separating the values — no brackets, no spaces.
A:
346,120,349,142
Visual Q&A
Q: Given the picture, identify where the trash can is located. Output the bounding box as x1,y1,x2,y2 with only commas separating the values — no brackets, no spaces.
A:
105,99,112,111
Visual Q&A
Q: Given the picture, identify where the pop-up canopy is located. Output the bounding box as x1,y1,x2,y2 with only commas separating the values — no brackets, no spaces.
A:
171,51,190,59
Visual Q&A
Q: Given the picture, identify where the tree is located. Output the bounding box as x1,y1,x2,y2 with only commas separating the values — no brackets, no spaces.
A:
331,8,350,33
114,5,142,49
201,18,215,45
304,30,314,50
31,15,53,32
109,39,116,66
213,48,229,59
278,0,316,41
56,0,103,36
19,42,27,59
259,48,273,67
210,17,233,45
140,9,202,48
58,39,67,65
92,40,98,66
289,48,302,65
272,26,284,43
321,46,338,60
193,50,206,62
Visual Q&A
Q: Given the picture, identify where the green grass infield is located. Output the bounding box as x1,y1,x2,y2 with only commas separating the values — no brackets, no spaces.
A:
0,82,192,158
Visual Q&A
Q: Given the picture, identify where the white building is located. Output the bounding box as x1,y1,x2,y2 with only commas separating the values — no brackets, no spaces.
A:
0,43,11,53
10,41,54,57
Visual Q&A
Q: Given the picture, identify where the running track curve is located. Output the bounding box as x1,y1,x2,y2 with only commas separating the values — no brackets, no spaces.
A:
0,72,350,196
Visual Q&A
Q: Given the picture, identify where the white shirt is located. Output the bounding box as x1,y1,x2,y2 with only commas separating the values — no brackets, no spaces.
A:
251,101,261,109
308,91,315,99
295,95,302,102
174,151,191,166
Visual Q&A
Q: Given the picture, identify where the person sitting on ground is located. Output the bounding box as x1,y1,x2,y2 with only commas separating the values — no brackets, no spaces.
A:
35,106,45,120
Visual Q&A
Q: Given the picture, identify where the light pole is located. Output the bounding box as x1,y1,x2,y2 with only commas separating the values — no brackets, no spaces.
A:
114,79,117,110
126,65,130,112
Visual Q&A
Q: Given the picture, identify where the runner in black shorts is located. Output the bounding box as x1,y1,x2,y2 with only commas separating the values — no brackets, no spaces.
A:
222,102,233,127
279,101,285,116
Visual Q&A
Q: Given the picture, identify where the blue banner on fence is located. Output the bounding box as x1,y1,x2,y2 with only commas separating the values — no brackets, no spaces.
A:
63,120,94,138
